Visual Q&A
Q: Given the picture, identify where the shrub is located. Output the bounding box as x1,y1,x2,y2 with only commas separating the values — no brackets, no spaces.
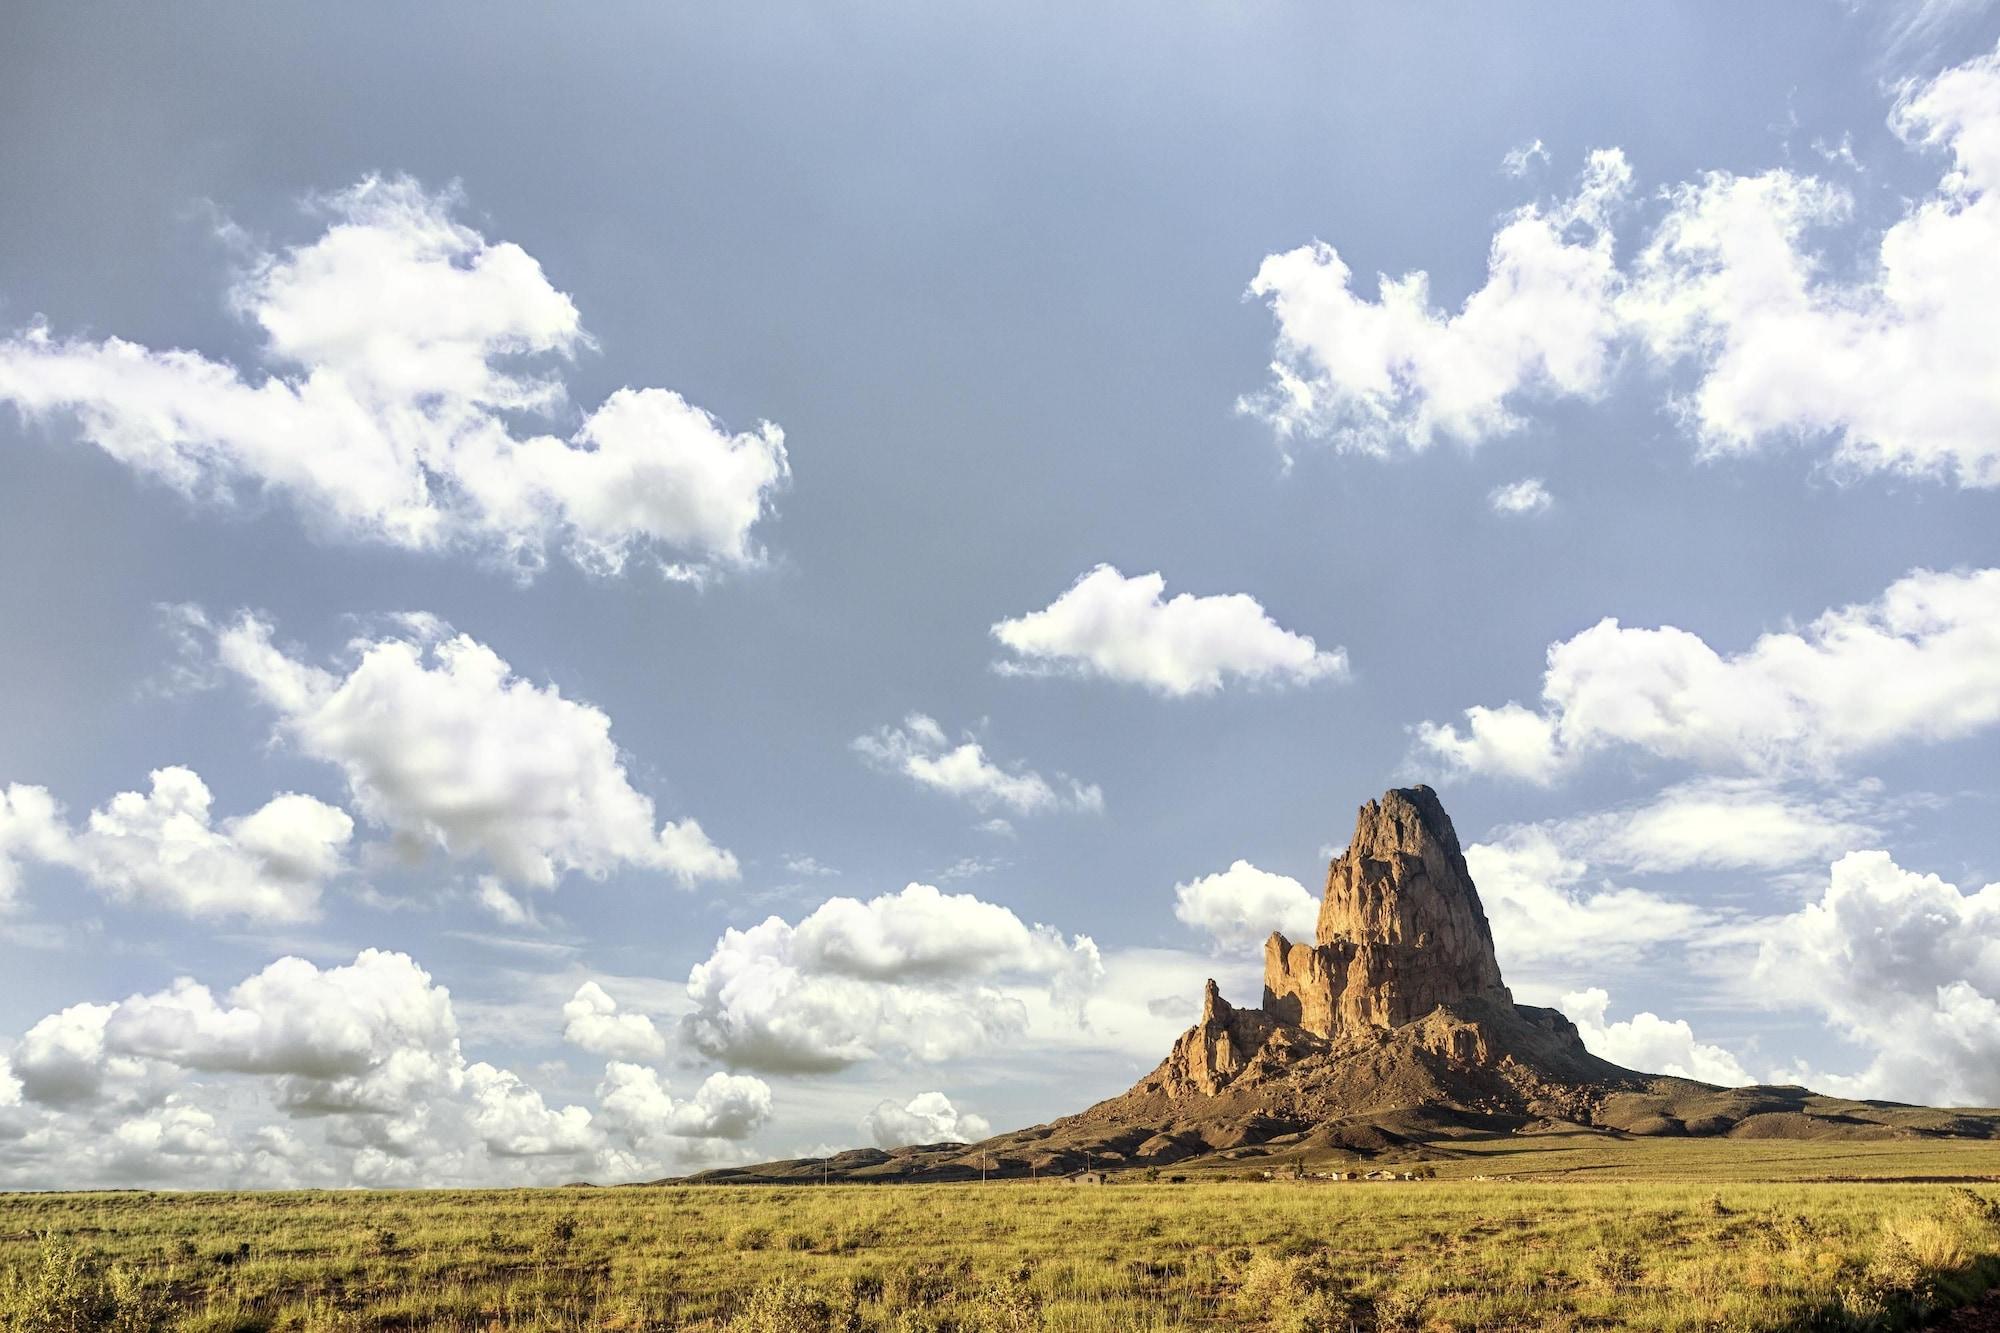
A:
0,1238,163,1333
541,1211,581,1255
1234,1252,1357,1333
1946,1186,2000,1229
1370,1286,1426,1333
726,1280,861,1333
1582,1245,1643,1289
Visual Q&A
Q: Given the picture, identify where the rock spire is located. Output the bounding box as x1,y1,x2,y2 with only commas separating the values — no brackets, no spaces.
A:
1264,785,1511,1037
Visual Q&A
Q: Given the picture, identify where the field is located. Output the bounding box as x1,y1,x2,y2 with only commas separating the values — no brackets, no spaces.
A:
4,1138,2000,1332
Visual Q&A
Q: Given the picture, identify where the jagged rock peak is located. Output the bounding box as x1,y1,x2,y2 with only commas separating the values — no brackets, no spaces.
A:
1265,785,1511,1037
1316,785,1476,948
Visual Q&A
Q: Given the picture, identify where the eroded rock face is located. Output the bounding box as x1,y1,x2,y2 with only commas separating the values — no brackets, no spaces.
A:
1160,786,1521,1098
1263,786,1510,1038
1160,980,1282,1096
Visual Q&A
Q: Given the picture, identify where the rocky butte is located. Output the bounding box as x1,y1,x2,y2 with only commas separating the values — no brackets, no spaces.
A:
688,786,2000,1184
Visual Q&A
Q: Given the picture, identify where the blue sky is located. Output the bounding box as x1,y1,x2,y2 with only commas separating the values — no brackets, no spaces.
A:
0,2,1998,1186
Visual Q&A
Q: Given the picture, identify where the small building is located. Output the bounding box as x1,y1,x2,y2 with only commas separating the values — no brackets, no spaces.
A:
1066,1170,1108,1186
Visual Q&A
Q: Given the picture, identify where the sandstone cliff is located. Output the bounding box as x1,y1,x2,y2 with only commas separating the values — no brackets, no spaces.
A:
1265,786,1510,1037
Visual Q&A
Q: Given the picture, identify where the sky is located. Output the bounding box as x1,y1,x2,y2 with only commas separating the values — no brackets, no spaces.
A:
0,1,1998,1187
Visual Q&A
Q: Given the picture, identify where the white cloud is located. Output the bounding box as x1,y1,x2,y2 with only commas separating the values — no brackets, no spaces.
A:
1240,44,2000,489
1487,477,1552,515
0,767,351,922
1241,150,1632,451
1624,40,2000,488
561,982,666,1062
101,950,460,1114
0,949,761,1188
991,565,1346,696
1517,778,1879,875
1622,41,2000,487
683,882,1102,1073
1748,849,2000,1105
1172,860,1317,952
1502,138,1552,177
596,1062,772,1145
1559,988,1755,1086
0,175,788,579
0,785,77,910
1416,566,2000,782
861,1091,991,1148
1463,828,1707,978
214,612,737,891
853,714,1102,816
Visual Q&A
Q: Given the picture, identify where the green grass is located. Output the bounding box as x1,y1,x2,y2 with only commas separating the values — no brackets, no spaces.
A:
2,1139,1999,1331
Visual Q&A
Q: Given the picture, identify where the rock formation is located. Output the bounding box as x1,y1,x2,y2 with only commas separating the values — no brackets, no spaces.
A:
1265,786,1510,1037
1074,785,1640,1122
686,784,2000,1185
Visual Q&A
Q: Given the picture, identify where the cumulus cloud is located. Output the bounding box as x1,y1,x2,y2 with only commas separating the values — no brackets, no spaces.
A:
102,950,460,1115
1241,150,1632,451
1462,778,1877,983
595,1063,772,1146
1749,850,2000,1105
861,1091,991,1148
991,565,1346,696
0,767,350,921
683,882,1102,1073
853,714,1102,816
212,611,736,891
0,175,788,579
1243,43,2000,488
1415,566,2000,782
561,982,666,1062
0,949,765,1188
1463,828,1708,979
1624,42,2000,487
1172,860,1318,952
1559,987,1755,1086
1487,477,1552,515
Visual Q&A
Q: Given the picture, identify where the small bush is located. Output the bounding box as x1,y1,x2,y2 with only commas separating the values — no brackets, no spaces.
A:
540,1211,580,1256
1370,1287,1426,1333
1582,1245,1643,1289
0,1238,164,1333
1235,1252,1357,1333
726,1279,861,1333
1946,1186,2000,1229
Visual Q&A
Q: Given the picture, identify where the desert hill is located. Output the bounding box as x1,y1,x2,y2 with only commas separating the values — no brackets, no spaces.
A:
688,786,2000,1184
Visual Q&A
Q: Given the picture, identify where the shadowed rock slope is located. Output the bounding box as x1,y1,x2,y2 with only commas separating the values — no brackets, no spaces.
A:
686,786,1999,1184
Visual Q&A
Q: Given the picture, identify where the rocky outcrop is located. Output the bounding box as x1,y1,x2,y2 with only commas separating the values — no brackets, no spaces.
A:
1152,786,1581,1104
688,783,2000,1187
1263,787,1511,1038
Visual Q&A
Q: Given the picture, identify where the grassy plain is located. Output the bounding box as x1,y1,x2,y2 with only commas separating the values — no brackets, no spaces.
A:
3,1137,1999,1332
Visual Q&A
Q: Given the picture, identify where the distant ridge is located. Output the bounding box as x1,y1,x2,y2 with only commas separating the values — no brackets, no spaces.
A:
686,787,2000,1184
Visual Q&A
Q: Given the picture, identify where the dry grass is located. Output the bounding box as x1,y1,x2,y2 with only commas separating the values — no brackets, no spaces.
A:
1,1138,1997,1331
